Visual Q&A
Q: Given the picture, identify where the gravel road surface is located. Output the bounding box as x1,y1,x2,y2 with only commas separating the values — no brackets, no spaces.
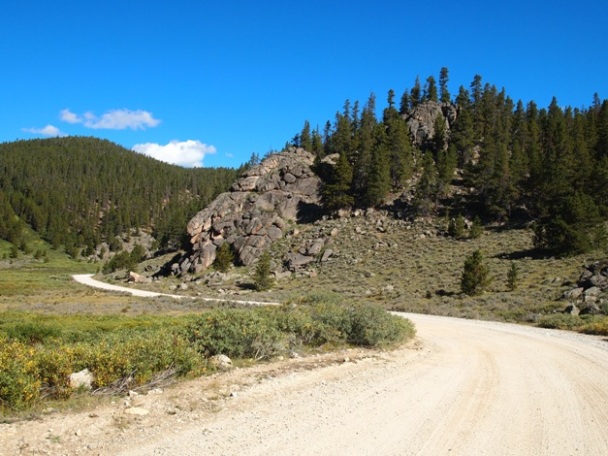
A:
3,313,607,455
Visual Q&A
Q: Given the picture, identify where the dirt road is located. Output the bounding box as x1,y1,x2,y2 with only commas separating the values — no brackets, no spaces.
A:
72,274,279,305
3,313,608,455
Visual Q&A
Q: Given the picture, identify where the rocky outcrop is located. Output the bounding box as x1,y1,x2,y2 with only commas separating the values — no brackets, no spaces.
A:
404,101,458,149
179,148,322,274
128,271,151,284
563,260,608,315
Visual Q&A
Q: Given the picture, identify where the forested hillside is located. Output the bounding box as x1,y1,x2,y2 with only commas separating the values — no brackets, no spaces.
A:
295,68,608,256
0,137,239,255
2,70,607,261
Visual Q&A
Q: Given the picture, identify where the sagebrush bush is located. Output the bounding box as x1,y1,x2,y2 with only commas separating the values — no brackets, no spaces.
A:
578,317,608,336
185,309,286,360
4,321,62,344
185,303,415,361
536,313,583,330
81,331,202,388
347,304,415,347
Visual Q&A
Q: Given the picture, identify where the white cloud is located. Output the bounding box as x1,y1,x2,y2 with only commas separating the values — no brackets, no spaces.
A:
22,124,66,137
60,108,161,130
132,140,216,167
60,109,82,124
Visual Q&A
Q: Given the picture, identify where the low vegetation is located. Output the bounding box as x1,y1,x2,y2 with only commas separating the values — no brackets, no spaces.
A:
0,264,413,413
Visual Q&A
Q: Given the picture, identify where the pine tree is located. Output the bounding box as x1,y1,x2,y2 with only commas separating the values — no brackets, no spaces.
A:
328,111,352,158
436,145,457,196
507,262,519,291
509,100,530,191
352,93,378,199
299,120,312,151
253,251,273,291
311,127,324,158
534,192,602,256
414,153,439,216
363,124,391,207
399,89,410,115
461,249,490,296
595,100,608,160
214,241,234,273
451,86,475,166
424,76,438,102
439,67,450,103
411,76,422,108
386,115,413,188
387,89,396,110
321,151,354,211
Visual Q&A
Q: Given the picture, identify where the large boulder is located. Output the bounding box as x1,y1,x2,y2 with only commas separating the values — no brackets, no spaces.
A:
563,260,608,314
577,260,608,290
180,149,322,273
404,100,458,150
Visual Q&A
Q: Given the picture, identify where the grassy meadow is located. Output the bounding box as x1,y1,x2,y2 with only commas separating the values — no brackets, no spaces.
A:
1,218,606,416
0,237,413,416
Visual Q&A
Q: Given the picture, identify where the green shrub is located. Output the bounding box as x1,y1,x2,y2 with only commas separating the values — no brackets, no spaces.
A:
36,346,80,399
579,317,608,336
0,304,415,412
185,309,286,360
0,337,40,409
214,242,234,273
536,313,583,330
347,305,415,347
448,215,465,238
270,304,342,347
4,321,62,343
469,216,483,239
83,331,202,387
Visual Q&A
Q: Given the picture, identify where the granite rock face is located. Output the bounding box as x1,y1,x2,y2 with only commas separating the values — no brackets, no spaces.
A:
180,148,322,274
404,100,458,150
562,260,608,315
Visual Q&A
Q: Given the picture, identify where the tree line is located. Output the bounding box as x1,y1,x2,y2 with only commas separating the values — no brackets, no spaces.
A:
292,68,608,256
0,136,240,255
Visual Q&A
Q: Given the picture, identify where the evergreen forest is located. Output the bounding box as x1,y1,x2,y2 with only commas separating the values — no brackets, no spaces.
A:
293,68,608,256
1,69,607,260
0,137,240,255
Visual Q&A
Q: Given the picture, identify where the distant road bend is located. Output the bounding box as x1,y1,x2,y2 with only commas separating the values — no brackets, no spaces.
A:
72,274,279,306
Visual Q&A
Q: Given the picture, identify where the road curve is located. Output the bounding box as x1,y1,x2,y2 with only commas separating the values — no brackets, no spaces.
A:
72,274,280,305
117,313,608,456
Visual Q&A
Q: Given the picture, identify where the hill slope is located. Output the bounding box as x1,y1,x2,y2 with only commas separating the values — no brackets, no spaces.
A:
0,137,239,254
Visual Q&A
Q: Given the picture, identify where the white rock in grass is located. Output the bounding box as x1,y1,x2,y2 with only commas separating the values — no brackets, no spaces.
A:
210,354,233,370
69,369,94,390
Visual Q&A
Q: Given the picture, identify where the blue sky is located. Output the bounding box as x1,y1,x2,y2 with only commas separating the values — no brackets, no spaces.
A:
2,0,607,168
